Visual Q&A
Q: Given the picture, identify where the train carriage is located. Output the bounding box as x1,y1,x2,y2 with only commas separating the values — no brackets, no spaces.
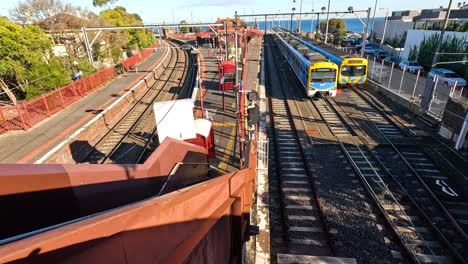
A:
278,29,368,86
273,32,338,97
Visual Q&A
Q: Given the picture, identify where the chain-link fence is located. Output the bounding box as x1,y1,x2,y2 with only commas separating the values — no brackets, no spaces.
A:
366,56,467,120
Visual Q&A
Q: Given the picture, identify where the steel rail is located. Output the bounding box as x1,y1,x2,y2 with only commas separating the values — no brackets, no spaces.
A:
78,41,180,164
266,35,335,255
133,48,198,164
307,95,422,263
327,91,467,263
349,87,468,259
105,42,191,164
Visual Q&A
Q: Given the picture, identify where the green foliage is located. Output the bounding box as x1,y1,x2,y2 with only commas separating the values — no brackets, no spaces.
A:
0,17,70,100
384,31,407,48
319,18,347,34
462,22,468,33
179,20,189,34
315,32,322,40
93,0,117,7
333,28,347,45
319,18,347,44
415,33,468,80
99,6,155,61
408,45,418,61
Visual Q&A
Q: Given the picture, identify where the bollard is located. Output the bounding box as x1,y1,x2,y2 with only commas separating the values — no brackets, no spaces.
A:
387,62,394,90
398,66,406,94
411,70,421,99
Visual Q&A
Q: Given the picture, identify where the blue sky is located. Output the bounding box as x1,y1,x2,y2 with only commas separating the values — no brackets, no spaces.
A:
0,0,452,23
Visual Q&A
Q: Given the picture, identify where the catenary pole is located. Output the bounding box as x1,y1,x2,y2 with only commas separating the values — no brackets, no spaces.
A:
324,0,331,43
370,0,378,40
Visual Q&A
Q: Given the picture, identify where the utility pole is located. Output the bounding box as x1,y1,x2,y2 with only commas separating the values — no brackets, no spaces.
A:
431,0,453,70
298,0,303,33
381,8,389,46
324,0,331,43
422,0,453,111
316,12,320,37
361,7,371,58
224,21,228,60
82,27,93,65
370,0,378,40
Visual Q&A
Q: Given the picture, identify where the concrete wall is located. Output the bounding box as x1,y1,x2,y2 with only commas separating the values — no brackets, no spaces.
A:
401,29,468,59
373,20,419,40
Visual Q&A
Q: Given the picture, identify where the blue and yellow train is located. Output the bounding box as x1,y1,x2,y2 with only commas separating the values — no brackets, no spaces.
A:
273,31,338,97
279,29,368,85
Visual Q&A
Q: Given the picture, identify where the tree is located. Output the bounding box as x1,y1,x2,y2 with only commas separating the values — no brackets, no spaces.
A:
99,6,155,62
179,20,189,34
414,33,468,80
93,0,118,7
0,17,70,100
9,0,76,25
319,18,347,44
319,18,346,34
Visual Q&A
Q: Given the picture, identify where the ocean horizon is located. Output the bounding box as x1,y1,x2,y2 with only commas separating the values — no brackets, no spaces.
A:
254,17,384,33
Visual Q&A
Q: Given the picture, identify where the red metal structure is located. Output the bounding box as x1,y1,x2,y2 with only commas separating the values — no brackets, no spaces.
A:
218,61,236,110
185,119,216,158
0,44,158,135
0,137,257,263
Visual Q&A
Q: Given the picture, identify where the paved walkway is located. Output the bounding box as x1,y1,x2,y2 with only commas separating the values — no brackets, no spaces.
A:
194,41,262,175
0,47,166,163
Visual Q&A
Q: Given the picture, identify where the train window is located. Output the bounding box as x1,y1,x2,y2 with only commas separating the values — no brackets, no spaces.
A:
353,66,366,76
341,66,352,76
311,69,336,83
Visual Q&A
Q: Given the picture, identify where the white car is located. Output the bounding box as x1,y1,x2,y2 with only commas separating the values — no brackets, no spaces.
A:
398,60,424,73
429,68,467,87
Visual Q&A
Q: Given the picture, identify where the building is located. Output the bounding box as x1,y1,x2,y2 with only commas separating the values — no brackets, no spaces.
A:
401,29,468,60
373,5,468,47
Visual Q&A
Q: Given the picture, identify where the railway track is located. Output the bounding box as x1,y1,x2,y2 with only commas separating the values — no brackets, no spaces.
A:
265,36,335,258
315,90,468,263
354,87,468,235
78,41,191,164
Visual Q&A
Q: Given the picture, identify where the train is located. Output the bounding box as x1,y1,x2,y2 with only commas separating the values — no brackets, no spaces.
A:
273,31,338,97
277,28,368,86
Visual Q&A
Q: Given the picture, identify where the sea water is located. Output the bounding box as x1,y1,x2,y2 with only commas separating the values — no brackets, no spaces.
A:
255,17,384,33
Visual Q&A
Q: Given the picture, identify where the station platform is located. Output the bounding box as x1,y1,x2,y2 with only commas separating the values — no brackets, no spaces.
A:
195,49,239,174
194,37,263,175
0,47,166,163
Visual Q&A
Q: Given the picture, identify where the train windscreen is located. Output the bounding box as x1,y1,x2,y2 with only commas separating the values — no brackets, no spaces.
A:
353,66,366,76
311,69,336,83
341,66,366,76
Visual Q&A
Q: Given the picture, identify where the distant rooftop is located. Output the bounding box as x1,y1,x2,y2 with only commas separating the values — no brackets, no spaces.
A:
388,5,468,22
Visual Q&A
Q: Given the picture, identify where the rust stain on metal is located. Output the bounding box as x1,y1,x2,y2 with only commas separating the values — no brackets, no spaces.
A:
306,128,319,135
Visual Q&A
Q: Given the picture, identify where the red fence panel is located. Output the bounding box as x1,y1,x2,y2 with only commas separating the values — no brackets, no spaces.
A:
23,97,49,127
0,44,159,134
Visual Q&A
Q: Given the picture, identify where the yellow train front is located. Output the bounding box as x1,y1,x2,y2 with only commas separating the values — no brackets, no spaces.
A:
278,29,368,87
308,60,339,97
275,32,338,97
339,58,368,85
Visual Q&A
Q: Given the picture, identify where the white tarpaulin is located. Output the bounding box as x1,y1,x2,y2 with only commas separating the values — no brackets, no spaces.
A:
154,99,196,144
194,119,212,138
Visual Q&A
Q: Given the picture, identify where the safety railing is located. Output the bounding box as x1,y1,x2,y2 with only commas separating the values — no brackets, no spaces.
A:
0,44,159,135
366,57,467,120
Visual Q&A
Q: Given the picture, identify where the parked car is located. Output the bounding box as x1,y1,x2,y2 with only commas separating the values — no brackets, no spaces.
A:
363,44,379,54
398,60,424,73
355,42,371,52
374,50,390,59
429,68,467,87
341,39,356,47
383,56,401,66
